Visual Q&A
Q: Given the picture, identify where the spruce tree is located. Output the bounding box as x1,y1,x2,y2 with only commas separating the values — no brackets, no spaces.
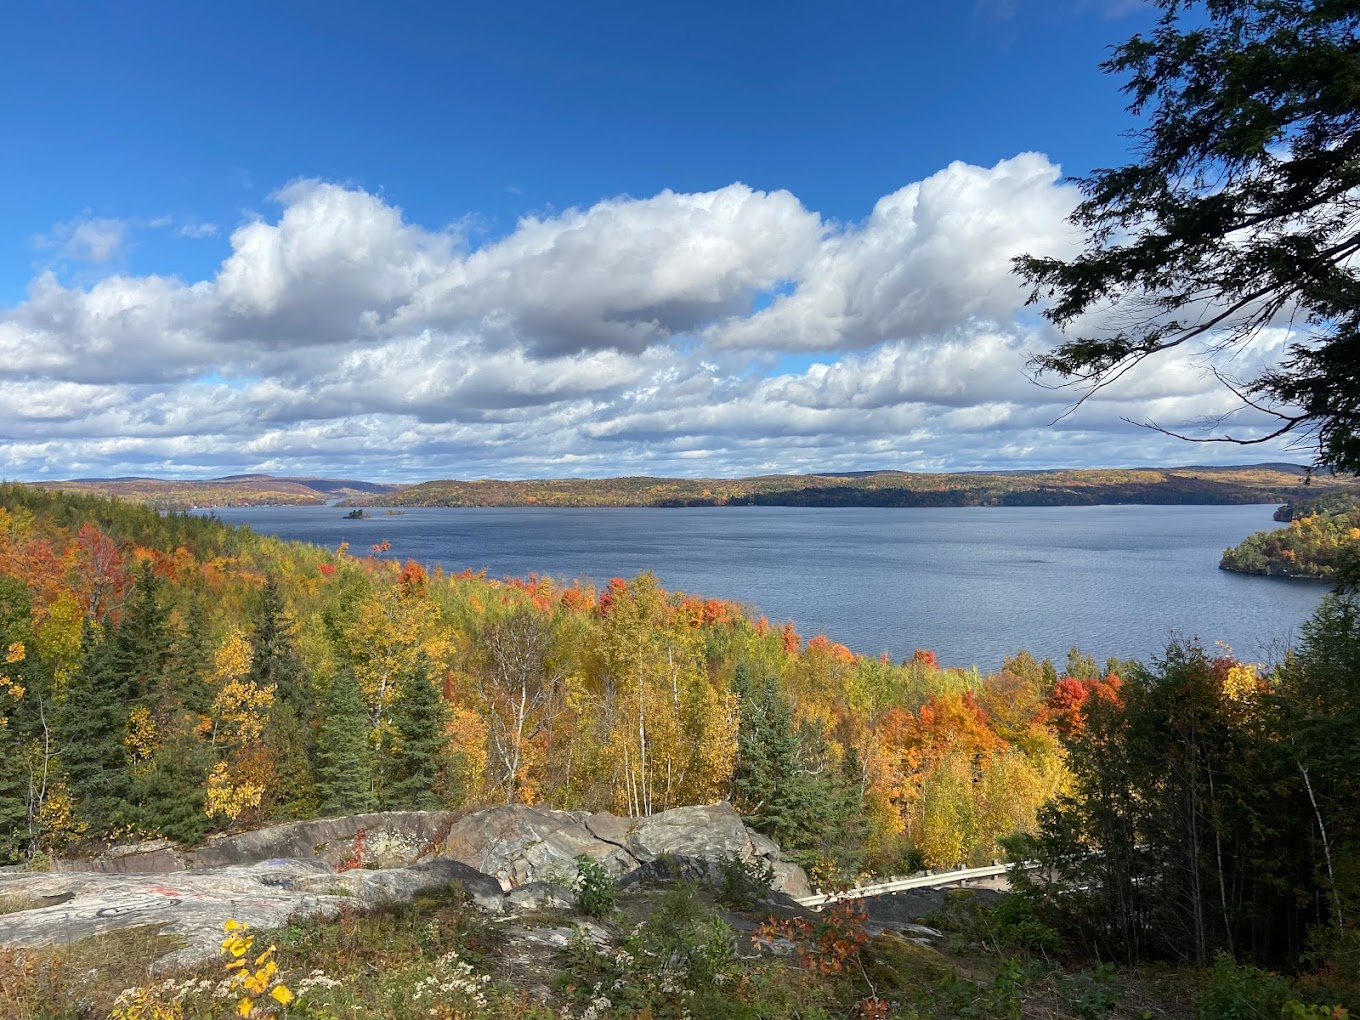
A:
732,665,867,881
248,575,308,714
381,660,451,810
57,623,132,835
169,592,213,716
315,669,376,816
0,577,33,859
732,665,801,832
108,560,172,706
128,718,214,845
265,702,320,819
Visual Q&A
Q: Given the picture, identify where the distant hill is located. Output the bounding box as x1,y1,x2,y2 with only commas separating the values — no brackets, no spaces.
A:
31,475,408,510
32,465,1359,512
347,464,1360,509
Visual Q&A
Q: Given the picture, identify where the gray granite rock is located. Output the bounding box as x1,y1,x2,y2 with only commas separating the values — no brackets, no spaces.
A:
439,805,636,887
625,802,754,862
190,811,458,869
54,839,189,875
748,832,781,861
770,861,812,898
582,811,632,848
0,802,811,971
505,881,576,912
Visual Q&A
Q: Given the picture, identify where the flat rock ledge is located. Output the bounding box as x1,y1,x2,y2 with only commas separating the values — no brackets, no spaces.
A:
0,801,810,969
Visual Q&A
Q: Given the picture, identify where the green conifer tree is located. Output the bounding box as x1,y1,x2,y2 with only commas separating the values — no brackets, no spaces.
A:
315,669,376,816
128,717,214,845
265,702,320,819
169,592,213,716
381,660,451,810
248,575,309,714
109,560,173,706
57,623,133,835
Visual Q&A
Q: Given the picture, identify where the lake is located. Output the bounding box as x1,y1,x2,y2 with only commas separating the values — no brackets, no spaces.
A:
205,503,1328,671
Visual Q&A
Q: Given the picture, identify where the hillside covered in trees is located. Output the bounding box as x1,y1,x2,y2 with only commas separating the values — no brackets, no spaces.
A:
1220,494,1360,580
1,483,1357,1003
33,466,1360,512
352,464,1359,509
30,475,406,511
0,483,1114,883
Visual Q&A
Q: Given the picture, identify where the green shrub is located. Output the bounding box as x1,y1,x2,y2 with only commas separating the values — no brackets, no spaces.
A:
1199,953,1291,1020
990,895,1062,956
572,854,617,919
717,852,775,910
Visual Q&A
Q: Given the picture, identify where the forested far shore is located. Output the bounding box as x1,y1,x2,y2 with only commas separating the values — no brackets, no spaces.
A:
346,464,1360,509
26,475,407,511
24,463,1360,511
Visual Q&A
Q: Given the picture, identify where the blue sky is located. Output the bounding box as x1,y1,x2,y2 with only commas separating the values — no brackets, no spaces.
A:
0,1,1298,481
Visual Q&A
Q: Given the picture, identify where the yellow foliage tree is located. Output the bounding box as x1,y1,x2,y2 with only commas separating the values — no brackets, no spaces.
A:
205,761,266,824
578,573,737,815
915,753,976,868
340,584,454,733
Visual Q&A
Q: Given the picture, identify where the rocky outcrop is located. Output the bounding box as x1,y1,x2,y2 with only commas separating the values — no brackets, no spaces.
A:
59,802,800,890
191,811,460,870
435,801,803,893
439,806,633,886
0,855,507,972
0,801,811,966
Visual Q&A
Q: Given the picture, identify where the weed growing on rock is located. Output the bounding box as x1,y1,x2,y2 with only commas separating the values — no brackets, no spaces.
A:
559,883,740,1020
716,853,775,911
572,855,616,920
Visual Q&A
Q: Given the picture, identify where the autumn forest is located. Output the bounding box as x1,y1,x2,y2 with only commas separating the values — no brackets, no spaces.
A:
0,482,1356,974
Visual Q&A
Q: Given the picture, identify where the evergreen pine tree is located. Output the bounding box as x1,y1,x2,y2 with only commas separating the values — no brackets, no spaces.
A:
248,575,308,714
731,665,867,882
0,706,29,862
128,717,214,845
57,623,132,835
315,669,376,816
265,702,320,819
0,577,34,859
169,592,213,715
732,665,800,832
108,560,172,706
381,660,451,810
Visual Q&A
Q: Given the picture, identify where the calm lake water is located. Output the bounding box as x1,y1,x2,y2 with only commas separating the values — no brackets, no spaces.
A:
206,503,1328,671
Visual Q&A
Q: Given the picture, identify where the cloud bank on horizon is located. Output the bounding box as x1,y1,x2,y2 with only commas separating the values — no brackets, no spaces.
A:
0,152,1297,482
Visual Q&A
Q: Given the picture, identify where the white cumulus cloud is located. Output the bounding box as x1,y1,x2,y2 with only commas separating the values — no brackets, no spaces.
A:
0,156,1301,480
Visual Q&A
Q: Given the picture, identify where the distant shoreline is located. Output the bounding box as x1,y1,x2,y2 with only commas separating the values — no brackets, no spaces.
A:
29,464,1359,512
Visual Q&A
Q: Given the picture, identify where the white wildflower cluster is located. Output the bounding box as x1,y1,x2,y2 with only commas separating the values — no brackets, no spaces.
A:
296,968,344,995
113,976,214,1009
410,949,491,1014
571,994,614,1020
656,969,694,996
212,973,244,999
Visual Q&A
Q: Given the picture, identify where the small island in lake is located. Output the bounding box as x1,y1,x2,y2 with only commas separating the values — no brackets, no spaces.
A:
343,508,370,519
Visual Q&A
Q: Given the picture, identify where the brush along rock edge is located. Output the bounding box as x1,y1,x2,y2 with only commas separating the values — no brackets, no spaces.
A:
0,801,811,968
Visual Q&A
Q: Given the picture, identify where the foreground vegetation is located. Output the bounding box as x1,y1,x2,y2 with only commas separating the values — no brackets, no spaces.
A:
3,861,1352,1020
352,464,1359,509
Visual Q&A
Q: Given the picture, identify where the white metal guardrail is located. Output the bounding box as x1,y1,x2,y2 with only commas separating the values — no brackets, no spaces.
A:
794,861,1038,909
